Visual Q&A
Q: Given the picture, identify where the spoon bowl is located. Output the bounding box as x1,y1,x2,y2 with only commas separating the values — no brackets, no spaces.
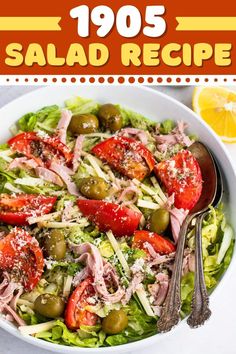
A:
189,141,217,214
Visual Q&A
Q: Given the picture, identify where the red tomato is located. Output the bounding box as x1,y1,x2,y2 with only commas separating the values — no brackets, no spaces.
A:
154,150,203,210
133,230,175,255
77,200,141,237
0,194,57,225
0,228,44,290
8,132,73,167
65,277,98,330
92,136,155,181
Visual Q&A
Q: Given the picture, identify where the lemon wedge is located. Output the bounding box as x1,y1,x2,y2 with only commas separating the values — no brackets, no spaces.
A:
192,86,236,143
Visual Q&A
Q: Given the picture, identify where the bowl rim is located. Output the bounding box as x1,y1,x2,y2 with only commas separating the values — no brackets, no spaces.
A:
0,85,235,353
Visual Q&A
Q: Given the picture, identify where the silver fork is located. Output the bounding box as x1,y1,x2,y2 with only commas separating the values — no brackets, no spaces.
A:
157,215,194,332
188,159,223,328
187,213,211,328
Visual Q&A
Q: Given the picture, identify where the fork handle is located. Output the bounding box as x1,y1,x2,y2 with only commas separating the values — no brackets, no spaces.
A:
158,215,193,333
187,213,211,328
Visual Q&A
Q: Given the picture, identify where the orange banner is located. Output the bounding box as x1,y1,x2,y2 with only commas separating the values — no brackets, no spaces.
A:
0,0,236,75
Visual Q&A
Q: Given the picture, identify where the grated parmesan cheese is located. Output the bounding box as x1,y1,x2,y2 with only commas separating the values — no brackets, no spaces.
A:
38,220,89,228
15,176,44,187
85,154,109,182
27,211,61,225
0,150,13,162
19,320,57,335
4,182,22,194
137,199,160,210
63,275,73,297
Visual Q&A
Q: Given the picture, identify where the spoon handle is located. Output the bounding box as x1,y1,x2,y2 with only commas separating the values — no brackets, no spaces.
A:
157,215,192,333
187,213,211,328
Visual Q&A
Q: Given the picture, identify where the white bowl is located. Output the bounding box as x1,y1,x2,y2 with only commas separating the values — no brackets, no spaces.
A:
0,86,235,353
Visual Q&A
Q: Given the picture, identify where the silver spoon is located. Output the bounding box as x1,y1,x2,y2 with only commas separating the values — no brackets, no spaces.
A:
187,157,223,328
157,142,217,333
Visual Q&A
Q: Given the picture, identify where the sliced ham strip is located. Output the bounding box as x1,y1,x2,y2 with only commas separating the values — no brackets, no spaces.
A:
148,272,169,306
35,167,64,187
175,121,193,147
50,162,79,196
144,242,175,267
0,272,25,326
164,194,189,243
120,128,148,145
144,242,158,258
10,287,24,312
103,260,123,294
71,242,125,303
73,267,90,286
169,207,189,243
73,135,84,172
188,252,195,272
156,121,192,153
3,304,25,326
9,157,39,170
182,249,195,275
121,272,144,305
117,185,140,206
56,109,72,144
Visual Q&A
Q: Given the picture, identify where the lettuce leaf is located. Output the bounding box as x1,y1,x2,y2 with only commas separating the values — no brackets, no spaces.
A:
68,226,95,244
18,105,60,133
0,169,17,193
159,119,175,134
20,311,48,325
36,321,105,348
65,96,99,115
120,107,155,131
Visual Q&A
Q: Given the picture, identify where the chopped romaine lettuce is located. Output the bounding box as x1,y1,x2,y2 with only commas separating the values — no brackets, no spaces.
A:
159,119,175,134
65,96,99,115
98,240,115,258
68,226,95,244
120,107,155,131
36,320,105,348
18,113,37,132
18,105,60,133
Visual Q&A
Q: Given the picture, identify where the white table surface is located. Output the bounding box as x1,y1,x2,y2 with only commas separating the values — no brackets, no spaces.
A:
0,85,236,354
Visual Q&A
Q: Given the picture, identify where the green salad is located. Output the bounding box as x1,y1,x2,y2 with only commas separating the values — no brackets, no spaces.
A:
0,96,234,348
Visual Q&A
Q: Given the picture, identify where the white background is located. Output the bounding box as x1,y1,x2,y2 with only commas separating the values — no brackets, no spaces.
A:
0,86,236,354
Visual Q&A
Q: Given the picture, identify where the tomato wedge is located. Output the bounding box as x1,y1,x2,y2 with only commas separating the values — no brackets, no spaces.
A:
0,194,57,225
77,200,141,237
65,277,98,330
154,150,203,210
8,132,73,167
0,228,44,290
133,230,175,255
92,136,155,181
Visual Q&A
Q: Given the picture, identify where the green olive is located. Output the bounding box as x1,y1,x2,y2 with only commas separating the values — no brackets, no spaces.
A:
34,294,65,318
102,309,128,334
149,208,170,234
68,114,99,135
44,230,66,260
98,104,123,132
78,176,109,200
